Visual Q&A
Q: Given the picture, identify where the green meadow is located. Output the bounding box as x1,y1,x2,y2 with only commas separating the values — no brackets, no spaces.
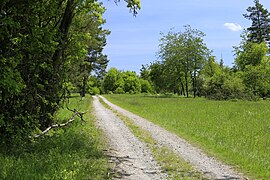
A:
0,94,109,179
104,94,270,179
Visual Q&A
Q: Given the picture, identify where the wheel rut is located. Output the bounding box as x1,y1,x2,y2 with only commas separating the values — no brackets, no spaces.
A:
93,96,165,179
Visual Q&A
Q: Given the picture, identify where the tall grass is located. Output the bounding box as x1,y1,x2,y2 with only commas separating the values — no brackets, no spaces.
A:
0,94,109,179
104,94,270,179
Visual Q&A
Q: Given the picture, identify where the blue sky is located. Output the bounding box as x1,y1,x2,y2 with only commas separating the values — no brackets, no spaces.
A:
100,0,270,73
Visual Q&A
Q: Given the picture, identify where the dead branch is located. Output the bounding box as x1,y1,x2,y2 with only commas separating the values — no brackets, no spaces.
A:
32,109,87,139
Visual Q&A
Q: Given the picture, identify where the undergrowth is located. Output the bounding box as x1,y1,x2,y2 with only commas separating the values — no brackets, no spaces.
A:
0,94,109,179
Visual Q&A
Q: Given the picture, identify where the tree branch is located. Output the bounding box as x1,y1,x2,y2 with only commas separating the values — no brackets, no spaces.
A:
32,109,87,139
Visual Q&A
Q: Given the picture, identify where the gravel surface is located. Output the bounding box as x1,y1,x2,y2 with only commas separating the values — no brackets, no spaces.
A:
99,96,247,180
93,96,166,180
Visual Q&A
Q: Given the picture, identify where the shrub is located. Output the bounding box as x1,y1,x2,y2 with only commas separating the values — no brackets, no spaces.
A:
114,87,125,94
88,87,100,95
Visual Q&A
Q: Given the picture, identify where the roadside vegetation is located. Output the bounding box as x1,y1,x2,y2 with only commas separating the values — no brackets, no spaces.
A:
0,94,109,179
104,94,270,179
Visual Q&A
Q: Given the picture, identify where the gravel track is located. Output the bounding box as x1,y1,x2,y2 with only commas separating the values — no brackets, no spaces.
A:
93,96,166,180
99,96,247,180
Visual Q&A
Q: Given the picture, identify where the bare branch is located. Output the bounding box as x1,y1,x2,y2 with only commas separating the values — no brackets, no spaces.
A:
32,109,87,139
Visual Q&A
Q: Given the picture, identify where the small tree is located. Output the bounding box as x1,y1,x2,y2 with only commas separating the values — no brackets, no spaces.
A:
234,41,268,70
140,79,153,93
103,68,124,93
242,58,270,97
122,71,141,94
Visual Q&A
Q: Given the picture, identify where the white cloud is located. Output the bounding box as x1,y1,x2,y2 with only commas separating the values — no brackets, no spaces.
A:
224,23,242,32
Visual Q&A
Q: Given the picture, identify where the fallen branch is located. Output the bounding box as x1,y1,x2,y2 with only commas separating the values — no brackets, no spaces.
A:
67,107,87,123
32,109,87,139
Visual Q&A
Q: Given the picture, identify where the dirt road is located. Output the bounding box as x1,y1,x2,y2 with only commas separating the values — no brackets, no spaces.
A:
94,96,246,179
93,96,166,179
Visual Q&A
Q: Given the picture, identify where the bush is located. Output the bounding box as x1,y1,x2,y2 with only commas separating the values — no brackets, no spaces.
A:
140,79,153,93
88,87,100,95
114,87,125,94
204,72,255,100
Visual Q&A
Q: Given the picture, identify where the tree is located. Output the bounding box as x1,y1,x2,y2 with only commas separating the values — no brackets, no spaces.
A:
0,0,141,144
204,69,248,100
233,21,270,98
140,79,153,93
103,68,124,93
243,0,270,47
103,69,142,94
122,71,141,94
242,58,270,97
65,2,110,97
157,25,210,97
234,41,268,70
140,64,150,80
149,61,167,93
87,76,101,95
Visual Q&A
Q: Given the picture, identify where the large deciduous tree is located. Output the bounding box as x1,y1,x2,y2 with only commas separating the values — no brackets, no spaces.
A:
157,25,210,97
0,0,141,144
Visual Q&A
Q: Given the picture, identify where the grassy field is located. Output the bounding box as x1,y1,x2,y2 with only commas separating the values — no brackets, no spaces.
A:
104,94,270,179
0,94,109,179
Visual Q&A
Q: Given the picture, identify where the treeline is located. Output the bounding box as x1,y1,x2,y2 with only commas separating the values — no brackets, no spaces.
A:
148,0,270,100
0,0,140,145
101,0,270,100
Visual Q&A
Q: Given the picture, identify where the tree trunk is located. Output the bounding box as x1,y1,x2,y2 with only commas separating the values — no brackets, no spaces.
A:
81,75,87,97
193,71,196,98
185,73,189,98
181,82,185,96
52,0,75,70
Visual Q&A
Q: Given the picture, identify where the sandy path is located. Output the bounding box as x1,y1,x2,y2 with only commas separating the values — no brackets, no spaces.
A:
99,96,247,180
93,96,166,180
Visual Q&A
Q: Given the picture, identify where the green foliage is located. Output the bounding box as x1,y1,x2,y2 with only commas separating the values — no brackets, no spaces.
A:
242,58,270,97
87,76,101,95
89,87,100,95
0,0,112,144
203,66,254,100
0,95,109,179
234,41,268,70
114,0,141,15
149,61,167,93
0,0,141,144
114,87,125,94
122,71,141,94
103,68,124,93
140,79,153,93
140,64,150,80
155,25,210,97
103,68,142,94
105,94,270,179
233,27,270,99
65,2,109,97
